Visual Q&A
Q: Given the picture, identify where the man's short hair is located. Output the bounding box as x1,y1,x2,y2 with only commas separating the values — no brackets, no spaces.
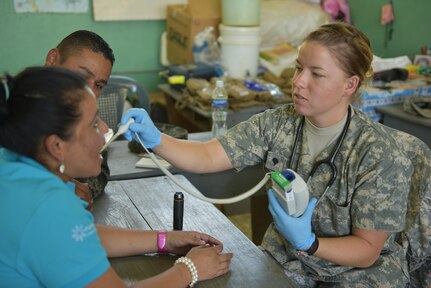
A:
57,30,115,66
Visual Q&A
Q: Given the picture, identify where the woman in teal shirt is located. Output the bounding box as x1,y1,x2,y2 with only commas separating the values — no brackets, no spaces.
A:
0,67,232,287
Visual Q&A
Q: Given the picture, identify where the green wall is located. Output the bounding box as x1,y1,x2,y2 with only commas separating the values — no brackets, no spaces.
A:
0,1,430,93
349,0,430,59
0,1,166,92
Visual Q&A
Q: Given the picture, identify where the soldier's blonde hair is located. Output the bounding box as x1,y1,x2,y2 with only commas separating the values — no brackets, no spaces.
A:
304,23,373,101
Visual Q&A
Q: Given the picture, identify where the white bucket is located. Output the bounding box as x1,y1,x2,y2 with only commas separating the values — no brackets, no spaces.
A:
219,24,261,79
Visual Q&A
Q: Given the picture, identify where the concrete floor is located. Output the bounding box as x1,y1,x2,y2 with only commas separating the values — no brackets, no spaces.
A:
227,213,252,240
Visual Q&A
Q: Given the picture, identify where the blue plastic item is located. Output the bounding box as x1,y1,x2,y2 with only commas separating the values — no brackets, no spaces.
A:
281,169,296,182
244,80,268,92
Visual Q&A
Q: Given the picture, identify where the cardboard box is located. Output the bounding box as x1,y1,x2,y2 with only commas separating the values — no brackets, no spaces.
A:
167,0,221,64
356,85,431,122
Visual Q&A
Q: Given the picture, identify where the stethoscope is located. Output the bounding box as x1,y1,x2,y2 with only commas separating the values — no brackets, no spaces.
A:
289,106,352,204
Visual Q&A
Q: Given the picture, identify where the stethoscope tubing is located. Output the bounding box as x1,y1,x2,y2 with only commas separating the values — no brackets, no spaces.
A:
291,107,352,202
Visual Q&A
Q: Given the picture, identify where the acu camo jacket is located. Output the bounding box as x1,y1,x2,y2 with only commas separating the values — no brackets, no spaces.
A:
218,104,413,287
76,149,109,210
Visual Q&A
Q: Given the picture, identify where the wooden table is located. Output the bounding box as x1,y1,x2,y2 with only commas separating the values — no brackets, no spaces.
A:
376,104,431,147
106,138,266,215
107,132,213,181
93,175,297,287
107,139,173,181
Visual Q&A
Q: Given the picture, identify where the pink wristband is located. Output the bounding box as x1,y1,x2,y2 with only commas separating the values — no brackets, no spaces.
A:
157,231,167,253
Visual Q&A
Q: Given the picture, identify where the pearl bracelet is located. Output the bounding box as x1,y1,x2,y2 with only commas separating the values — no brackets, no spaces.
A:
175,256,199,287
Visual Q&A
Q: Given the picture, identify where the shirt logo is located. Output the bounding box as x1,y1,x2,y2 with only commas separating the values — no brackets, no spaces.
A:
71,223,96,242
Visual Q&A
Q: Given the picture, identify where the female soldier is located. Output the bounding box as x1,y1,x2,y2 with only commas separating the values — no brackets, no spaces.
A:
120,23,412,287
0,67,232,287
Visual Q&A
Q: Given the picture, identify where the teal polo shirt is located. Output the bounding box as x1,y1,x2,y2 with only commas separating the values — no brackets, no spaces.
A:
0,148,109,287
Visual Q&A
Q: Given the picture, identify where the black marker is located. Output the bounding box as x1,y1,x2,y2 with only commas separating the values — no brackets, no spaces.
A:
173,192,184,230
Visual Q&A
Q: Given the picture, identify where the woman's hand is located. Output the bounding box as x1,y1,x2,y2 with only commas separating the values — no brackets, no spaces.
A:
268,189,317,250
166,231,222,255
186,245,233,281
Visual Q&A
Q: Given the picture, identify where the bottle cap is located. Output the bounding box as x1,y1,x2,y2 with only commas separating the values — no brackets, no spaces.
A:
216,79,224,88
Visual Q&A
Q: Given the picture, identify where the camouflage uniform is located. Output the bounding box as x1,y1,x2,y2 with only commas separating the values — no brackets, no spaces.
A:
77,149,109,207
218,104,412,287
383,127,431,288
87,149,109,199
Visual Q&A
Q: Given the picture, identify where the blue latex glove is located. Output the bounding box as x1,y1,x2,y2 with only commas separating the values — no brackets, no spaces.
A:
268,189,317,250
120,108,162,149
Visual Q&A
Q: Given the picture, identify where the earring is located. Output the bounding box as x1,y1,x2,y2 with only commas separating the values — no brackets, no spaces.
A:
59,162,65,174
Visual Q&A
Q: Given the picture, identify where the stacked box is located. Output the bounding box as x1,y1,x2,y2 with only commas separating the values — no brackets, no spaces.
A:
166,0,221,64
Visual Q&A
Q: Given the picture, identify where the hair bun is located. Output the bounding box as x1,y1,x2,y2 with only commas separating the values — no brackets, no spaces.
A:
365,68,373,79
1,78,9,100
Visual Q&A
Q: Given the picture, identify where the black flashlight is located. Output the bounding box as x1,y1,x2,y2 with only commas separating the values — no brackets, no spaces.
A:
173,192,184,230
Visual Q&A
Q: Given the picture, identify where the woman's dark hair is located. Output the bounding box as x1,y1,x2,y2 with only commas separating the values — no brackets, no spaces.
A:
0,67,88,159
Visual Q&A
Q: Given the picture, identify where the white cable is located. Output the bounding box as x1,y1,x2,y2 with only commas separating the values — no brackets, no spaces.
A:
134,132,272,204
101,119,135,152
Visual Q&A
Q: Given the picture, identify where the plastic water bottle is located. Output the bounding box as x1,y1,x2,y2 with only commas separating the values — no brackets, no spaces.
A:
211,80,228,137
192,36,208,63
